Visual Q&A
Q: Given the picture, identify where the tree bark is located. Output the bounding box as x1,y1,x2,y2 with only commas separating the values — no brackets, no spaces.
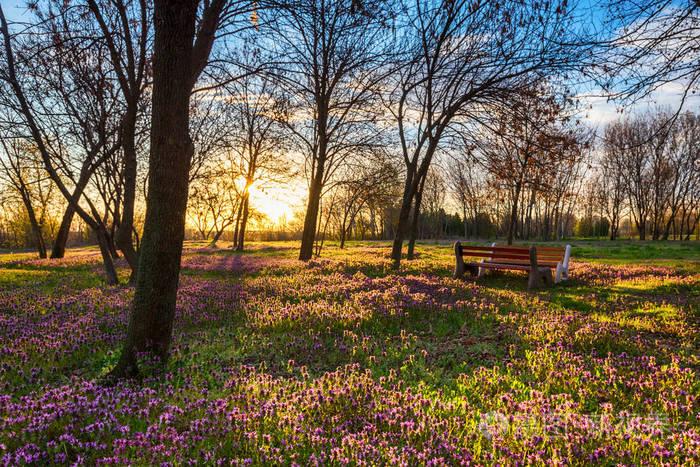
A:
111,0,199,377
50,171,92,258
390,173,416,265
235,191,250,251
407,174,426,260
637,219,646,241
96,225,119,285
339,227,347,249
20,190,47,258
115,109,139,280
299,173,323,260
51,205,75,259
507,189,520,246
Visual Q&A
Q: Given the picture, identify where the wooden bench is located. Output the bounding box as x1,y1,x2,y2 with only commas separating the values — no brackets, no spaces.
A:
453,242,572,289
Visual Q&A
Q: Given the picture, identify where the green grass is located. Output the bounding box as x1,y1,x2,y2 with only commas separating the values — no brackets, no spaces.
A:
1,239,699,464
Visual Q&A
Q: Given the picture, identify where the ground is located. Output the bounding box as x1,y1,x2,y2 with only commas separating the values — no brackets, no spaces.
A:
0,240,698,465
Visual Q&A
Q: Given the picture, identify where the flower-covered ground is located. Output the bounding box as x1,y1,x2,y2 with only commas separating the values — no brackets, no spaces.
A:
0,240,698,465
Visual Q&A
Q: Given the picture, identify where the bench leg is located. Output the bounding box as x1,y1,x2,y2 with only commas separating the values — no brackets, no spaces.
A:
561,245,571,280
555,262,563,283
528,267,553,290
478,260,487,278
542,268,553,286
454,241,464,278
478,242,497,278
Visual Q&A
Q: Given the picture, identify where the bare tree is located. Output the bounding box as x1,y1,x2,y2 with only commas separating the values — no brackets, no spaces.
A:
332,155,398,249
85,0,152,279
222,66,289,251
603,1,700,107
0,137,52,257
263,0,392,261
112,0,256,378
187,175,238,244
660,112,700,239
1,4,124,283
535,125,591,241
600,110,700,241
609,117,655,240
386,0,583,265
599,124,629,240
480,88,571,245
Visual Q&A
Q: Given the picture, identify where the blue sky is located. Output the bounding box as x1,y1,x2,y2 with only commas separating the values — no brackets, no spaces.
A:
1,0,25,22
1,0,697,129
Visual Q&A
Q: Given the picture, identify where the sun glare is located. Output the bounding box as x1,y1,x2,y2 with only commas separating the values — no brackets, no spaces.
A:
248,181,306,226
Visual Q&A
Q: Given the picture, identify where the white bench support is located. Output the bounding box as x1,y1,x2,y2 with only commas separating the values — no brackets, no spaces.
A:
555,261,563,283
477,242,497,278
562,244,571,280
554,244,571,283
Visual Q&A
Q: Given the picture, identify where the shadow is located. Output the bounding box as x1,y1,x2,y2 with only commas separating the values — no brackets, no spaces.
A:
3,243,698,415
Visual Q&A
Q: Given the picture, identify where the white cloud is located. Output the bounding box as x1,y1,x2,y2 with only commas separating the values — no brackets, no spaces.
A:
580,83,700,129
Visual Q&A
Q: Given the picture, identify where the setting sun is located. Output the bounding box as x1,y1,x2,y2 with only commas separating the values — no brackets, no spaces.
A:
248,181,305,226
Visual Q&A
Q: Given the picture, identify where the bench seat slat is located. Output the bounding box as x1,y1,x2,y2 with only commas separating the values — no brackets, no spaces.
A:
491,256,562,263
460,245,563,254
462,252,532,261
485,259,559,268
465,262,532,271
462,251,530,259
460,245,528,254
491,252,563,261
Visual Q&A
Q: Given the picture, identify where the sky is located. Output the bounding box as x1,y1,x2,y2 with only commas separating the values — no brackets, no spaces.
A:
0,0,23,22
2,0,698,226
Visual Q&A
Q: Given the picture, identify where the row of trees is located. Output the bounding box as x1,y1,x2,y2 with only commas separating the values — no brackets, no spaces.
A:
186,102,700,248
1,0,699,377
595,111,700,241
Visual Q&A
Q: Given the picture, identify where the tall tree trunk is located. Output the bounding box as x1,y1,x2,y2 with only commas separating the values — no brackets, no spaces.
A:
680,209,689,240
299,173,323,260
108,230,120,259
299,98,329,261
231,200,243,249
407,175,425,260
462,203,468,239
112,0,199,377
525,187,536,240
51,174,91,258
116,109,139,281
51,205,75,259
637,220,646,240
390,173,416,264
21,191,47,258
507,184,522,246
235,192,250,251
96,225,119,285
339,218,347,249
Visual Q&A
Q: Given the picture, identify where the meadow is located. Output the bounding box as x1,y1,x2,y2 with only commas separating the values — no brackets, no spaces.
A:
0,240,698,465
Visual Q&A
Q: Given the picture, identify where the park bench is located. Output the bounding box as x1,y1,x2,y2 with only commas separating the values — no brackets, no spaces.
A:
453,242,572,289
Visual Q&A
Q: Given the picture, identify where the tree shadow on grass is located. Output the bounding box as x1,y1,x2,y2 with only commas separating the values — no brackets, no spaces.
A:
185,302,520,394
173,264,527,394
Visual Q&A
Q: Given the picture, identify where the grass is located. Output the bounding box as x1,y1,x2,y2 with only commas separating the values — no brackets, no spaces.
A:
0,240,698,464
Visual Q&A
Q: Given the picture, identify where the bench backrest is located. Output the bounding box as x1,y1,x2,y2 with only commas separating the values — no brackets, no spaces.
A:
457,244,566,266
